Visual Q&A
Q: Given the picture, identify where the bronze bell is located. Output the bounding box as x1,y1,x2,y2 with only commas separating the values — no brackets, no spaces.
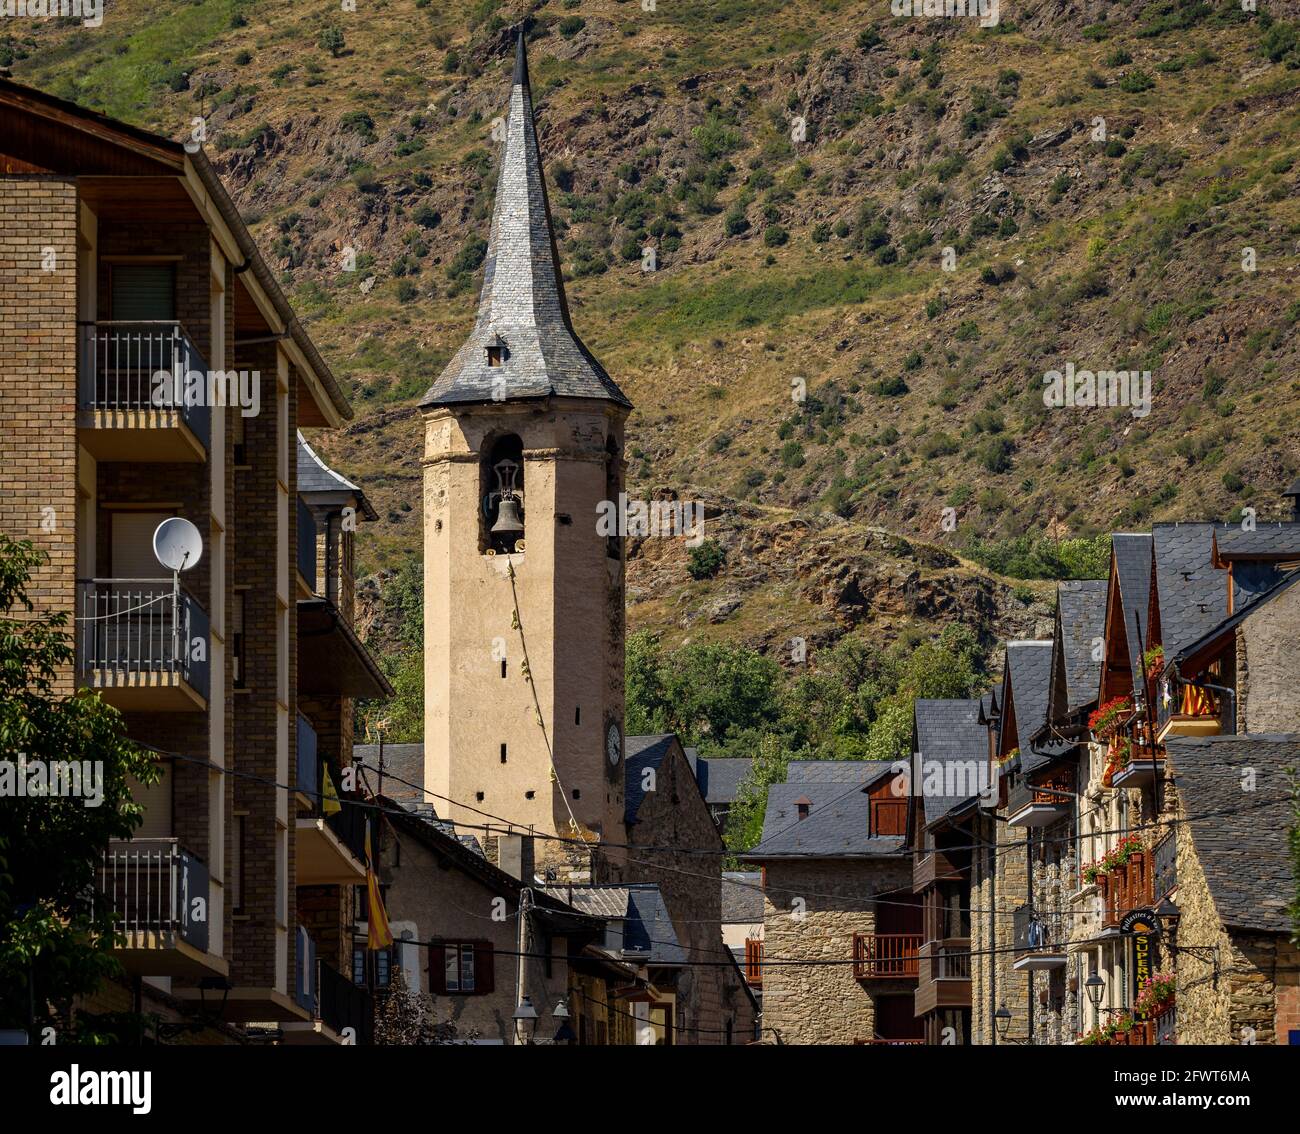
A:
491,495,524,535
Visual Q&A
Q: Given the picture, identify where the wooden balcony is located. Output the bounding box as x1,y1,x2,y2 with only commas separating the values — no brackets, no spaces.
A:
1155,683,1225,743
1100,851,1153,929
914,938,971,1015
1007,774,1072,828
744,938,763,988
853,933,921,981
913,849,964,893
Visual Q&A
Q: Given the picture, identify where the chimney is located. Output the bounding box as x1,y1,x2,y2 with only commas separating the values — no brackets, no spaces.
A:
795,796,812,821
1284,478,1300,522
498,833,535,883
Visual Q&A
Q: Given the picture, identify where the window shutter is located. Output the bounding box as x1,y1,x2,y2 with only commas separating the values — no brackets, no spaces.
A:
111,264,176,321
474,941,495,994
428,943,446,994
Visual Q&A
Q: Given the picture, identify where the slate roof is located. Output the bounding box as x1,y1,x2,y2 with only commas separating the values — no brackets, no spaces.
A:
786,759,884,784
693,757,754,805
353,742,426,805
1110,533,1155,687
1002,643,1055,771
721,872,764,924
1172,569,1300,668
1167,735,1299,934
1151,523,1230,659
744,777,904,859
1213,524,1300,559
541,884,687,965
420,34,630,409
1058,580,1108,713
297,432,377,520
624,734,679,824
913,699,988,824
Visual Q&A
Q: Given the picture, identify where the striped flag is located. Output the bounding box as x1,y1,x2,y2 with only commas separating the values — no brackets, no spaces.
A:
365,818,393,951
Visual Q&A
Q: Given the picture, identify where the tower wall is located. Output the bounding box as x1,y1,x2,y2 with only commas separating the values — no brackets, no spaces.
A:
423,399,627,868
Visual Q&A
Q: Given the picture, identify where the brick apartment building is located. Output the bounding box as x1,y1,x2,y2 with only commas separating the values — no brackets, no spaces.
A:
0,78,388,1043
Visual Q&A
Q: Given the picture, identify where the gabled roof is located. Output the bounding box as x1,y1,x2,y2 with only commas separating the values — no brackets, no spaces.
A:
1151,523,1231,658
625,734,687,824
785,759,885,784
1110,533,1155,687
541,884,686,965
1212,524,1300,561
913,699,988,824
1167,735,1299,934
297,432,377,520
1057,580,1108,713
743,778,904,860
1172,568,1300,672
978,682,1002,727
420,34,630,409
693,757,754,805
1003,643,1053,767
721,872,764,924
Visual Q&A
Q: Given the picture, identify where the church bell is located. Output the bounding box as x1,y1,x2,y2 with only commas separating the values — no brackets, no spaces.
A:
491,495,524,535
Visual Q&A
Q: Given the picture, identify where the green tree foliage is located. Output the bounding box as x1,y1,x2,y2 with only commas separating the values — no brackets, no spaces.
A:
627,624,987,856
686,539,726,580
0,537,159,1040
360,557,423,743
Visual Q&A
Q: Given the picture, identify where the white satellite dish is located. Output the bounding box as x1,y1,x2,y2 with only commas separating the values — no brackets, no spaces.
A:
153,517,204,573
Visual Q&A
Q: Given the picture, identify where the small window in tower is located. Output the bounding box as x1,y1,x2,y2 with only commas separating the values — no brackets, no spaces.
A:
476,791,485,802
487,346,503,367
500,743,507,764
575,706,581,726
501,659,508,679
525,790,535,800
572,789,581,800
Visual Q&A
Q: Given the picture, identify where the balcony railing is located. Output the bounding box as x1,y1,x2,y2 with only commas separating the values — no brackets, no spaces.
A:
320,959,372,1044
77,579,210,702
297,497,317,591
1155,681,1231,741
1101,850,1152,929
296,713,319,802
744,938,763,987
1007,774,1072,827
920,939,971,981
96,838,209,953
853,933,921,980
295,925,318,1016
1153,1003,1176,1045
78,321,211,453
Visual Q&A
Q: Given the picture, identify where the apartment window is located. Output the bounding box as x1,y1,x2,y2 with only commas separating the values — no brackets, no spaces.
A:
109,263,176,321
231,593,246,688
429,941,494,995
352,946,391,989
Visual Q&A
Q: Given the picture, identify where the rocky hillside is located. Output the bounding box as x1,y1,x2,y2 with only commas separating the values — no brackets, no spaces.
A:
12,0,1300,651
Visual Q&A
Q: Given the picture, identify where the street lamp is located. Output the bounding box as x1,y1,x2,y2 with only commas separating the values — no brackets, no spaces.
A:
994,1003,1011,1039
1155,896,1180,937
513,995,539,1043
551,998,575,1045
1084,972,1106,1017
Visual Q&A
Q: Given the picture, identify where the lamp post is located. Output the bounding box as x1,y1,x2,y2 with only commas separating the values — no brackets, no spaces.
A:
994,1003,1022,1044
551,997,575,1046
513,996,539,1044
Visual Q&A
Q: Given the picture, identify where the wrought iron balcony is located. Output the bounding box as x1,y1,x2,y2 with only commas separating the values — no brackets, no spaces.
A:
1012,903,1067,970
1155,680,1230,743
77,579,210,709
77,321,211,460
320,959,373,1045
1152,835,1177,901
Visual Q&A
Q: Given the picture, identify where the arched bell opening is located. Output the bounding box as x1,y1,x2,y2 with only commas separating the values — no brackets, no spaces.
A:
481,433,525,554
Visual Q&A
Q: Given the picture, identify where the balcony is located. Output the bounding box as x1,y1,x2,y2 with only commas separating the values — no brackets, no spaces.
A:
295,729,367,886
1007,774,1072,828
743,938,763,987
77,321,210,461
1152,835,1177,900
296,497,318,595
914,938,971,1015
77,579,209,710
853,933,921,980
1012,904,1067,971
913,848,964,893
95,839,226,978
320,959,373,1045
1100,850,1153,930
281,927,359,1045
1155,682,1227,743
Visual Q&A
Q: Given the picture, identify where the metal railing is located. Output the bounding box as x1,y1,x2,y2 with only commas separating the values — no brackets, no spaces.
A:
326,795,369,866
96,839,209,953
296,713,319,800
77,321,211,452
1007,775,1072,817
297,497,317,591
320,959,372,1044
1152,834,1177,900
77,578,210,701
853,933,921,979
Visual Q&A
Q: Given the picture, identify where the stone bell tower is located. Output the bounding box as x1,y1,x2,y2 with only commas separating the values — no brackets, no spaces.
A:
419,33,631,869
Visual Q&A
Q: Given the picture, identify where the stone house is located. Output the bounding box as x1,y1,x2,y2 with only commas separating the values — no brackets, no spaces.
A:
743,760,917,1045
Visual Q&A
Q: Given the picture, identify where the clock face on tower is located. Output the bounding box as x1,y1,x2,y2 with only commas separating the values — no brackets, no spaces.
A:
606,722,622,765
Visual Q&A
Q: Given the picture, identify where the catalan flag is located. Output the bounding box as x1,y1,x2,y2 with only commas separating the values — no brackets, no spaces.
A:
321,764,342,816
365,818,393,951
1181,683,1213,717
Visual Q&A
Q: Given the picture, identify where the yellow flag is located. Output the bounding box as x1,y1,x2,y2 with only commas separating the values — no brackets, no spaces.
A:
322,764,341,816
365,819,393,951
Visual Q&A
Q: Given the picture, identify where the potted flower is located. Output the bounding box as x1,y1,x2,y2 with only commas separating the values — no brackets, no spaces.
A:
1088,695,1132,740
1101,833,1143,874
1081,860,1104,887
1078,1027,1106,1046
1135,972,1176,1018
1143,644,1164,680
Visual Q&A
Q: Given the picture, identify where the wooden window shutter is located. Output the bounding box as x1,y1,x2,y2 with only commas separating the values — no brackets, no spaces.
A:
428,943,447,994
474,941,495,994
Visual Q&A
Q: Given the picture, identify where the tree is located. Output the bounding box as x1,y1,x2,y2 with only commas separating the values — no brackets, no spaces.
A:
0,537,159,1041
319,26,346,58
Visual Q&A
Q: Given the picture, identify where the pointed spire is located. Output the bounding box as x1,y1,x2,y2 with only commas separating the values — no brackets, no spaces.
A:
420,30,630,410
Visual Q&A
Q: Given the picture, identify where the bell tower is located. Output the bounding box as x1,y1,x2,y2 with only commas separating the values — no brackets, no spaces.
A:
419,33,631,868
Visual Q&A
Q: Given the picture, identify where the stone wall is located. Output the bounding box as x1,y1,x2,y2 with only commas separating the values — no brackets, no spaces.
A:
757,857,912,1045
1237,584,1300,734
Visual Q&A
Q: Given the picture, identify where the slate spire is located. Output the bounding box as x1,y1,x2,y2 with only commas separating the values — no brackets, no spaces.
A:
420,31,630,409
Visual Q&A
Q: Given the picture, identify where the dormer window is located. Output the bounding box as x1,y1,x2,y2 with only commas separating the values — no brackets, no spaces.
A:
485,334,507,367
795,796,811,821
487,346,503,367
